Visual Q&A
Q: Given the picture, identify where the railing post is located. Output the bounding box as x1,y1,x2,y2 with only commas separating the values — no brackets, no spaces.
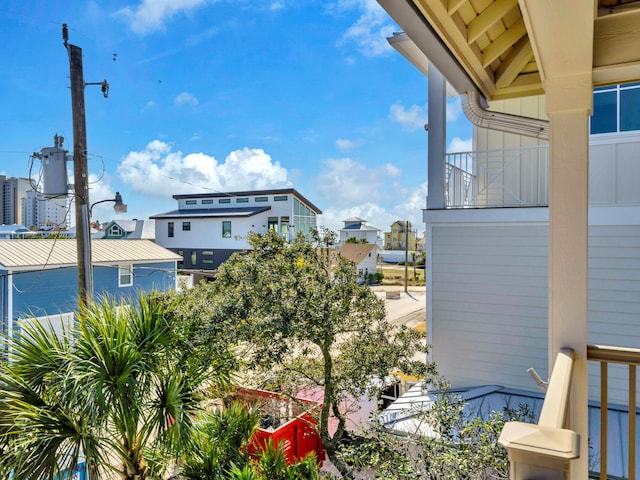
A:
499,348,579,480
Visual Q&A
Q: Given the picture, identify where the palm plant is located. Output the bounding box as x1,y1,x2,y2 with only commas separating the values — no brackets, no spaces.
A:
0,294,234,480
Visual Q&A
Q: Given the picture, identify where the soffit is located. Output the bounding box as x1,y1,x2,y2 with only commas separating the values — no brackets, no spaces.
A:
400,0,640,101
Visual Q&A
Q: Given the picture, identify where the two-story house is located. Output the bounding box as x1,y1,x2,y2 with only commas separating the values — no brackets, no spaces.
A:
384,220,417,250
151,189,321,270
378,1,640,477
338,217,381,246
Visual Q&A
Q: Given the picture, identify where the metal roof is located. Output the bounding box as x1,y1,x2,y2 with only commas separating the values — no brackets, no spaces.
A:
150,206,271,220
0,239,181,270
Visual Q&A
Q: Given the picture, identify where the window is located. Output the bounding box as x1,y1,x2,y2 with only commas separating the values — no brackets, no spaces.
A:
177,250,184,269
202,250,214,265
118,264,133,287
182,222,191,231
274,195,288,201
281,216,289,236
222,221,231,238
168,222,174,238
185,200,197,205
255,196,268,202
268,216,278,231
236,197,249,203
591,83,640,134
108,225,123,237
219,198,231,204
202,199,213,204
190,251,197,266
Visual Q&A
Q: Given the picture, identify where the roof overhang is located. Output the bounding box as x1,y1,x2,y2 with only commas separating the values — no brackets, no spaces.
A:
378,0,640,102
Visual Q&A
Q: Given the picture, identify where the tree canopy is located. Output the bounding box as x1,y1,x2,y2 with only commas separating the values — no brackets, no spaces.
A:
205,230,434,476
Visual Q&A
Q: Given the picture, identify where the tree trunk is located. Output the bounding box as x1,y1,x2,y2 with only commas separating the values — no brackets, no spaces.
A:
319,345,354,479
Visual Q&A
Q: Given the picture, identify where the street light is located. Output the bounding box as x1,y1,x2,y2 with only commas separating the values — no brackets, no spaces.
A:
90,192,127,216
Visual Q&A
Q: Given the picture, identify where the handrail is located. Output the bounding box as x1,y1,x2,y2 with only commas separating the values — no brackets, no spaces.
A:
587,344,640,365
587,343,640,480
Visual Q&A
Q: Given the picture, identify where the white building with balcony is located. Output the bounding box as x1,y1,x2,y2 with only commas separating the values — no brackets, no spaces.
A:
338,217,381,246
379,1,640,478
151,189,321,270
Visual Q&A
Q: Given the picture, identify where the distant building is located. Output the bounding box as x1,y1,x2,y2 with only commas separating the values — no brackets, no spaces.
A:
338,217,381,245
0,175,30,226
384,221,417,250
22,190,72,230
151,188,321,270
93,219,155,240
338,243,379,278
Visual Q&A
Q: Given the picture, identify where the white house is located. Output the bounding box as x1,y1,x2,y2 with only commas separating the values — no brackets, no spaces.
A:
378,1,640,478
338,243,379,279
151,189,321,270
338,217,381,246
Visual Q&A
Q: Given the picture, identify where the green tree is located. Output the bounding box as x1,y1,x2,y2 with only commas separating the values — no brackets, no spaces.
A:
208,230,434,477
0,295,235,480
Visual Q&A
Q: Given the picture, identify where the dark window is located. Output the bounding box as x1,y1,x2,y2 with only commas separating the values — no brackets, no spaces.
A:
202,199,213,204
236,197,249,203
591,83,640,134
268,217,278,231
591,90,617,134
621,87,640,132
255,196,268,202
222,221,231,238
185,200,197,205
168,222,174,238
274,195,288,201
182,222,191,231
219,198,231,204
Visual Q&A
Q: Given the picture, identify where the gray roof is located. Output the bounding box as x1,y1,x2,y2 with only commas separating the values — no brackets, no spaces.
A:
150,206,271,220
341,224,381,232
0,239,181,270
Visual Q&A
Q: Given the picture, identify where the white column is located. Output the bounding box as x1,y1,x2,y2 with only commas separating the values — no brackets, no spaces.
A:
427,65,446,210
545,74,592,480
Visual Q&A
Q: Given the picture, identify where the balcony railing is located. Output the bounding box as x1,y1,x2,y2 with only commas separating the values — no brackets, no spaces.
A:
500,344,640,479
445,145,549,208
587,344,640,480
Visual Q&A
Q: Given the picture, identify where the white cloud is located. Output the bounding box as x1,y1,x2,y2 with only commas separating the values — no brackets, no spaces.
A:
316,157,400,207
389,102,427,130
116,0,215,35
117,140,290,196
270,1,285,10
447,137,472,153
334,0,395,57
175,92,199,106
142,101,155,111
335,138,364,151
314,154,426,233
447,98,463,122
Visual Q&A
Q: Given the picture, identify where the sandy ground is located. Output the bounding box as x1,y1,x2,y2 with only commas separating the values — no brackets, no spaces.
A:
370,285,426,330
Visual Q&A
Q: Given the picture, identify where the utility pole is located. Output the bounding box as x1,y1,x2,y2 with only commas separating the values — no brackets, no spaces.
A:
404,221,409,293
63,24,108,308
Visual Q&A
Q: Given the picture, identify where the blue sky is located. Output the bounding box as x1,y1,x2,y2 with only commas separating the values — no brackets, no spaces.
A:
1,0,471,232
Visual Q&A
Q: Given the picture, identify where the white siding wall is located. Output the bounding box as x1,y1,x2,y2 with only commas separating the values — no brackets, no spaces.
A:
588,224,640,405
427,209,640,405
429,221,549,392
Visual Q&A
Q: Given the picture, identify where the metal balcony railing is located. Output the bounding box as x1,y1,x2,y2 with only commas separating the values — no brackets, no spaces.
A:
587,344,640,480
445,145,549,208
